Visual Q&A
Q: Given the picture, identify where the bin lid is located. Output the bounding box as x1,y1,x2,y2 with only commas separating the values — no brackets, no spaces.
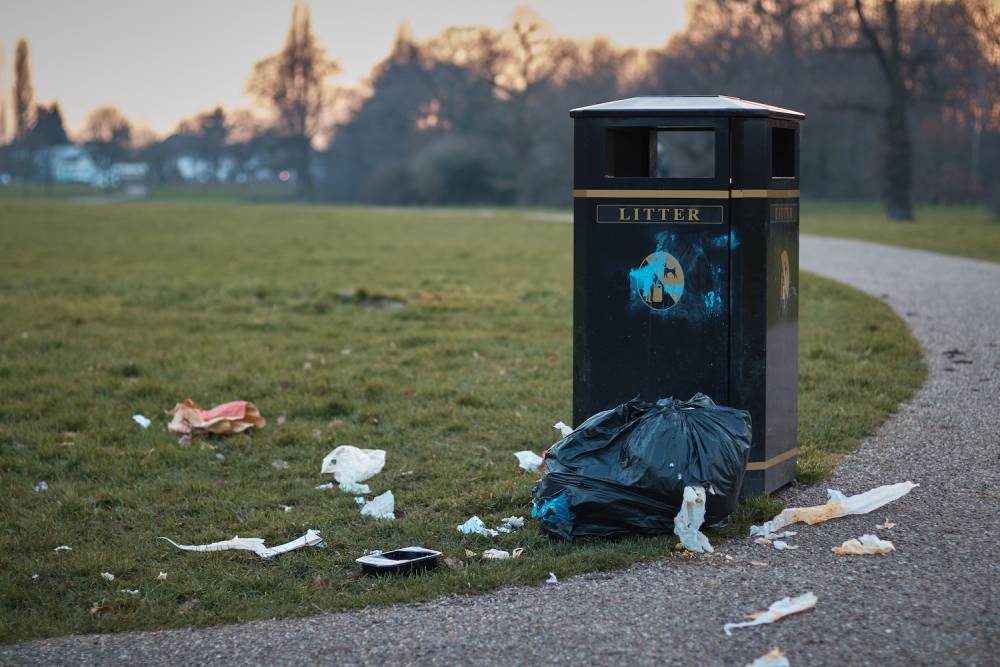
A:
570,95,804,120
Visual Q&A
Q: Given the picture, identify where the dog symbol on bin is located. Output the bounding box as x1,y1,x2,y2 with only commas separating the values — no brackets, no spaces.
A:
634,251,685,311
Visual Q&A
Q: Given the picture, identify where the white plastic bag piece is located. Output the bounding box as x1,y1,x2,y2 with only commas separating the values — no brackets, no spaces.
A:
751,482,917,537
772,541,798,550
724,592,817,635
360,491,395,520
53,545,72,552
513,451,543,473
546,572,558,584
100,572,115,581
321,446,386,493
157,572,167,581
745,648,790,667
500,516,524,530
673,485,714,553
133,414,151,429
119,588,139,596
553,421,573,437
339,480,371,494
832,533,895,556
482,548,511,560
458,516,487,534
160,529,324,559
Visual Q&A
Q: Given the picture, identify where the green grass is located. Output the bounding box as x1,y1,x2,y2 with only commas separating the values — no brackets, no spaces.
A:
146,183,297,204
0,183,100,199
802,201,1000,262
0,200,923,642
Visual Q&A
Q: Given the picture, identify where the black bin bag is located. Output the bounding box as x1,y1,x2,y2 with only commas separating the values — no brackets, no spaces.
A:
531,394,751,541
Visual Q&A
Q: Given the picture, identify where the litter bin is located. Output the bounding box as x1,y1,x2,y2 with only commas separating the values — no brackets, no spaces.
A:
570,96,803,496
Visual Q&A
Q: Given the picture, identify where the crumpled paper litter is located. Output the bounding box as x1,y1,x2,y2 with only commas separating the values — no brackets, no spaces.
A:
167,400,265,435
751,482,917,537
160,529,324,559
832,533,895,556
360,490,395,520
724,592,817,635
674,485,714,553
321,445,386,494
513,450,543,473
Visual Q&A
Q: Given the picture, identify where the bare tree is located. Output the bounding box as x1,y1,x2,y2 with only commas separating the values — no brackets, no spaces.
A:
83,106,132,176
178,106,228,180
247,1,340,195
851,0,915,220
13,38,33,142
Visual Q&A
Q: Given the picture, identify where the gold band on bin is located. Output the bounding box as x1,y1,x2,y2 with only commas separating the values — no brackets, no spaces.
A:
745,448,798,471
572,189,799,199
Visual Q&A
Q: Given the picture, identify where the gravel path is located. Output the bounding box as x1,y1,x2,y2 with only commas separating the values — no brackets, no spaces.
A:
4,236,998,666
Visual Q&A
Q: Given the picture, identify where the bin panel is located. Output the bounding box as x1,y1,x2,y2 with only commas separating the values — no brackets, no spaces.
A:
573,196,730,424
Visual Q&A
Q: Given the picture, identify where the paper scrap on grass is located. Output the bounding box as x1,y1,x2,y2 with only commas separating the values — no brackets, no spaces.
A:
832,533,895,556
674,485,714,553
321,445,385,494
724,592,817,636
160,529,324,560
553,421,573,437
457,516,497,537
167,400,265,435
54,545,72,552
482,548,523,560
751,482,917,538
746,648,790,667
132,414,151,429
513,450,543,473
100,572,115,581
157,572,167,581
360,491,395,520
119,589,139,596
497,516,524,533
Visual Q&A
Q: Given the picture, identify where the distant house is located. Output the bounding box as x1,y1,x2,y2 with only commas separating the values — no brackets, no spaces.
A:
36,145,101,185
111,162,149,184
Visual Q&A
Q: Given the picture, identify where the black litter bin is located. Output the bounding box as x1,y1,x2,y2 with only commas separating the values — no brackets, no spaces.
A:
570,95,804,496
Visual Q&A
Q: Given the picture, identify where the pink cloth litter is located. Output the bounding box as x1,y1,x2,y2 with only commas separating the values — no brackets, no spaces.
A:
168,399,266,435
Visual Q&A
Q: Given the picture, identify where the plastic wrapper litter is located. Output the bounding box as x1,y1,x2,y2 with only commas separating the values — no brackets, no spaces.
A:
531,394,751,541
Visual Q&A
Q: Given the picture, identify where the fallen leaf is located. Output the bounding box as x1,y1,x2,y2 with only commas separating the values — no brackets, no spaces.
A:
89,602,113,616
464,549,477,558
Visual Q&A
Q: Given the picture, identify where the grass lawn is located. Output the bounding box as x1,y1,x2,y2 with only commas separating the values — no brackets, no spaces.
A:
0,200,924,642
802,201,1000,263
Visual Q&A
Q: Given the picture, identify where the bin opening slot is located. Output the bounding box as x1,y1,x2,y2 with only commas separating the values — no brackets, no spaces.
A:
605,127,715,178
771,127,796,178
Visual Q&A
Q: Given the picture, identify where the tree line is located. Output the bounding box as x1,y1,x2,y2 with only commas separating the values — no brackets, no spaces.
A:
2,0,998,218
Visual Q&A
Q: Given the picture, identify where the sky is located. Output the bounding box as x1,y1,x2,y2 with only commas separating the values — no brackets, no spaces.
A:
0,0,689,137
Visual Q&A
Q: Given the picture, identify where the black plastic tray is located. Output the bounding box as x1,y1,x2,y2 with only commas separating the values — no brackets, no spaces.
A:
355,546,441,576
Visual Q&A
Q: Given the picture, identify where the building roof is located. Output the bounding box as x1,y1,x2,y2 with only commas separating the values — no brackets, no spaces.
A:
570,95,804,120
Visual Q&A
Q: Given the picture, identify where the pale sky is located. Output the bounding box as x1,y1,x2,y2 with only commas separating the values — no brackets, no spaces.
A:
0,1,688,138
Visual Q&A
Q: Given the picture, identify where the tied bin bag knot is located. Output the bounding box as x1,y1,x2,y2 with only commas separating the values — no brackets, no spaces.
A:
531,394,751,541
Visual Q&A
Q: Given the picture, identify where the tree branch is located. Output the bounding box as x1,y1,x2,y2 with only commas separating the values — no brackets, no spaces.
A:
822,99,886,115
853,0,892,82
